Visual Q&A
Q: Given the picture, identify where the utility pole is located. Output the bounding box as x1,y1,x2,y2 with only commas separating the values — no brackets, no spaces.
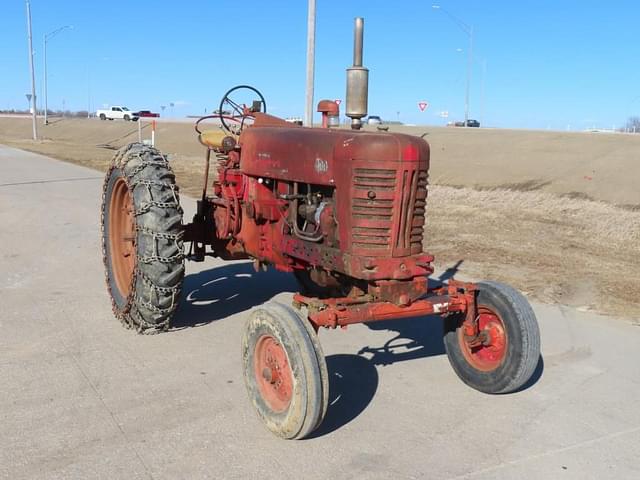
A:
465,25,473,126
43,34,47,123
87,65,91,118
25,0,38,140
304,0,316,127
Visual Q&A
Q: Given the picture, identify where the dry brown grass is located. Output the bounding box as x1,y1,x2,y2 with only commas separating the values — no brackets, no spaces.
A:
427,186,640,319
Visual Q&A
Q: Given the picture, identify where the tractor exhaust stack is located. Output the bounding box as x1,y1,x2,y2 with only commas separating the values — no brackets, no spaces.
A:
346,17,369,130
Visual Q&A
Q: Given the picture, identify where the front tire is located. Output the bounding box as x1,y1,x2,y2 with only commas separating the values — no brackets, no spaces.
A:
444,281,540,394
242,302,328,439
124,114,130,121
101,143,184,333
99,113,106,120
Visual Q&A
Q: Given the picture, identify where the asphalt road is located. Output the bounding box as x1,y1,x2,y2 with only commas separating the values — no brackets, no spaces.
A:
1,145,639,479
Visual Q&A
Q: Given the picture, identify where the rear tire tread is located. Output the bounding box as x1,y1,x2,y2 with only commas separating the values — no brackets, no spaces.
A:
101,142,184,334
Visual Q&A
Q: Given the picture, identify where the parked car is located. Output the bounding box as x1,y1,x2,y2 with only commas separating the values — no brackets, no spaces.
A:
454,119,480,127
134,110,160,118
367,115,382,125
96,106,138,121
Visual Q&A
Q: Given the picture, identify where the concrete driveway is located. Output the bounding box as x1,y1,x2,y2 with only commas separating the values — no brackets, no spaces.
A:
1,145,639,479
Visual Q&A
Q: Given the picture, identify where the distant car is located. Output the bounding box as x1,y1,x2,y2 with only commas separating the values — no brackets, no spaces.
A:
367,115,382,125
134,110,160,118
96,106,138,121
453,119,480,127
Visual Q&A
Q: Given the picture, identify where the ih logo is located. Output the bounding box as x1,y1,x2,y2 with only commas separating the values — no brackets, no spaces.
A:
315,157,329,173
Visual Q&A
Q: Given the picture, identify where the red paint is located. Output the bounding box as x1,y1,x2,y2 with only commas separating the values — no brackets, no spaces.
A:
254,335,293,412
317,100,340,128
459,306,508,371
402,144,419,161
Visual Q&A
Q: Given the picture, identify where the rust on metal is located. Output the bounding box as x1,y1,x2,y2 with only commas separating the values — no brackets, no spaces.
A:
108,177,136,298
254,335,293,412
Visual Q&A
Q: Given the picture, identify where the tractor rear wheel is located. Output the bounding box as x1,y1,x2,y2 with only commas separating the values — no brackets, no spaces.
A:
101,143,184,333
242,302,328,439
444,281,540,394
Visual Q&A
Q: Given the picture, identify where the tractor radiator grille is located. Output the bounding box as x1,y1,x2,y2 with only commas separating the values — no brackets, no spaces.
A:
395,169,428,253
352,168,396,249
351,167,428,254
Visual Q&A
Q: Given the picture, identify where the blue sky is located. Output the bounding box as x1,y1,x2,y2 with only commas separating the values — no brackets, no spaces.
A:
2,0,639,129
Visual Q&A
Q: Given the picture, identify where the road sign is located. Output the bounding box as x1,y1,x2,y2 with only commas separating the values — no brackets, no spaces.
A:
25,94,32,102
334,99,342,105
418,101,428,112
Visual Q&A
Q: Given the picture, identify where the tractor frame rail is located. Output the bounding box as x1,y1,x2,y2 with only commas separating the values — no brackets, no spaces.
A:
294,279,478,330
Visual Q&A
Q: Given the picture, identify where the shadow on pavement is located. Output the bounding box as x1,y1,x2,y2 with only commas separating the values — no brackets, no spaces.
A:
310,316,447,438
308,354,379,438
359,315,446,365
171,261,297,329
515,355,544,393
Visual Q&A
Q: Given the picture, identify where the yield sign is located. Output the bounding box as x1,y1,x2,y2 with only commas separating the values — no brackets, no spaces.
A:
25,93,32,102
334,99,342,105
418,101,428,112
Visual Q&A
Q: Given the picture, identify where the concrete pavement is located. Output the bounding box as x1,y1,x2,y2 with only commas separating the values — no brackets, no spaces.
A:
1,144,639,479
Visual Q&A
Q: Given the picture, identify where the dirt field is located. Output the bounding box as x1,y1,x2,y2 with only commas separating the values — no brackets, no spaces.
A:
2,116,639,318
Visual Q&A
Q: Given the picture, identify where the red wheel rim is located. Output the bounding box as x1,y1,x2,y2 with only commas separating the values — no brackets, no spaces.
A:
109,177,136,298
459,306,508,371
254,335,293,412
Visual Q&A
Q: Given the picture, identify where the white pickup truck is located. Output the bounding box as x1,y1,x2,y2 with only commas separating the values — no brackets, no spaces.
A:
96,106,138,121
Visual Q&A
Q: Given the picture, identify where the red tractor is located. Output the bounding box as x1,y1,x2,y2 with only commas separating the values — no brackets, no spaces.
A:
100,18,540,439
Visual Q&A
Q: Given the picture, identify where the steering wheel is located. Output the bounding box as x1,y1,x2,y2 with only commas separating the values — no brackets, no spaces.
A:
218,85,267,134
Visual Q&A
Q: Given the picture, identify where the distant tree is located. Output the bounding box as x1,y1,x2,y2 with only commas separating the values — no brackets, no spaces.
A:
625,116,640,133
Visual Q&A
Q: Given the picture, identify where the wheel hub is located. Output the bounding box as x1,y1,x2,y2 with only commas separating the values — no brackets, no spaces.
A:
108,177,136,298
254,335,293,413
460,306,508,371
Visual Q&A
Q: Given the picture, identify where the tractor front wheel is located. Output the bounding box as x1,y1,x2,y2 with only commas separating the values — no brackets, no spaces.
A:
444,281,540,394
101,143,184,333
242,302,328,439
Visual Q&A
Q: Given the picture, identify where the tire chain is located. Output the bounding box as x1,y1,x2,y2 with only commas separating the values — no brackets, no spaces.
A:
101,143,185,334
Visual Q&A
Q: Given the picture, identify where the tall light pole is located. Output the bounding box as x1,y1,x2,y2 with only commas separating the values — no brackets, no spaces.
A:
432,5,473,126
43,25,72,125
479,58,486,127
304,0,316,127
25,0,38,140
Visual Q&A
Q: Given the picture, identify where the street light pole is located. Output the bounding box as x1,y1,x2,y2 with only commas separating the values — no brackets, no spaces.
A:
25,0,38,140
43,25,72,125
43,34,47,124
480,58,486,127
432,5,473,126
465,25,473,127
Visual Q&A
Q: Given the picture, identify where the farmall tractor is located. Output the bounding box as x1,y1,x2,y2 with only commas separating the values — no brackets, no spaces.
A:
101,18,540,439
